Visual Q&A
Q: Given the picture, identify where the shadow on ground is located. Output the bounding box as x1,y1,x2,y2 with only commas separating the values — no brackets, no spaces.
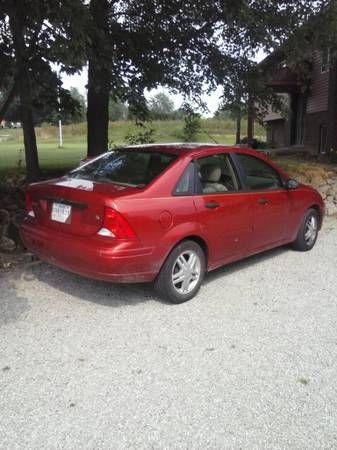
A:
26,262,159,308
205,245,290,285
8,245,292,309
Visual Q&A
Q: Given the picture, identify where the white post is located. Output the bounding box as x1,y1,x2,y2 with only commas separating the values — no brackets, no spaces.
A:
57,67,63,148
58,119,63,148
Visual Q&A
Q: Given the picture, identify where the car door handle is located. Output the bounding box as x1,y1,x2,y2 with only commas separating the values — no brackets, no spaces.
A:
257,198,269,205
205,201,220,209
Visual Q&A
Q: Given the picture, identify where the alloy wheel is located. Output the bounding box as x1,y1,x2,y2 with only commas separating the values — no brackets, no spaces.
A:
171,250,202,294
304,214,318,246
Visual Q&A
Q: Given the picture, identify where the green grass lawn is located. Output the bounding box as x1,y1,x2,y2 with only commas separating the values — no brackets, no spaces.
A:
0,119,266,175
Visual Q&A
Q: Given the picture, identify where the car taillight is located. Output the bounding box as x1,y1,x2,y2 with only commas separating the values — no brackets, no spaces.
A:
97,207,136,239
25,192,35,218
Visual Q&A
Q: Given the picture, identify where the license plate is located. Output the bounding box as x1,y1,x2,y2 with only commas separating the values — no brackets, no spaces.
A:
51,203,71,223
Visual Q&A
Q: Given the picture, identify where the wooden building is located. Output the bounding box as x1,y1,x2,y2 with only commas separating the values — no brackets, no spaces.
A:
263,50,336,155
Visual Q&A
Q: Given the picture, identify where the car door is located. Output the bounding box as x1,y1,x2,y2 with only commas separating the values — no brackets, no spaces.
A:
192,152,253,265
234,152,289,251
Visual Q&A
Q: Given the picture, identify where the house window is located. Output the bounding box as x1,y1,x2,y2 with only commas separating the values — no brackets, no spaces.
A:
321,49,331,73
319,124,327,154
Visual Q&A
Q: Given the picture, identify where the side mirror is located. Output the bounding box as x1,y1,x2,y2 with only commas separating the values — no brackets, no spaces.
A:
285,179,299,190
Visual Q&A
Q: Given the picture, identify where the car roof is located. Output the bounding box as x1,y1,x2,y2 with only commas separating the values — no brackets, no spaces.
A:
124,143,239,155
123,143,262,158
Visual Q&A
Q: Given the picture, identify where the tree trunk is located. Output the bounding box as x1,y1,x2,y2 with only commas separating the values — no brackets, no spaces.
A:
19,77,40,180
247,96,255,147
9,15,40,181
235,110,241,145
87,62,110,157
87,0,110,158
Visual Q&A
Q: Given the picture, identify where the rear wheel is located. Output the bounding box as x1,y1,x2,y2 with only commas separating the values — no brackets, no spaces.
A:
292,208,319,252
155,240,206,304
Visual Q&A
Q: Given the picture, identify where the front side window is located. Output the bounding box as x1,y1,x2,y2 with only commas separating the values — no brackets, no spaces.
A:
69,150,176,187
236,154,283,191
196,154,240,194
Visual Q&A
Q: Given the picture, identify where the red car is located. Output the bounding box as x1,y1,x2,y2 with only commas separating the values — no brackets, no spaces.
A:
21,144,324,303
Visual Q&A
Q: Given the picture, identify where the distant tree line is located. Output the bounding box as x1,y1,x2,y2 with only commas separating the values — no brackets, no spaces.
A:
110,92,184,121
0,87,86,125
0,89,179,125
0,0,329,180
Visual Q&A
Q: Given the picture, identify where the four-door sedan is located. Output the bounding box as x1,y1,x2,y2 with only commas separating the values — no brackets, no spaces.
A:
21,144,324,303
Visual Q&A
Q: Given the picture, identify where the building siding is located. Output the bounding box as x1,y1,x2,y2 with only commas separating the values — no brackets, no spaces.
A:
306,51,330,113
304,111,328,154
266,120,286,147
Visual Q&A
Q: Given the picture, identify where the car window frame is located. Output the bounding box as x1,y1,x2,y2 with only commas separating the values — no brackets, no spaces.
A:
231,152,286,192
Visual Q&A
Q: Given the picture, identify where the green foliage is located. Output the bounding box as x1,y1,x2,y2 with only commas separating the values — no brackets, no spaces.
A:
125,122,155,145
329,148,337,164
1,86,86,126
67,88,86,124
182,109,201,142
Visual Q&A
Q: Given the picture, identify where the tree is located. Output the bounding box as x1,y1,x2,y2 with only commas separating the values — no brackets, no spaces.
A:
85,0,327,157
0,0,87,180
8,7,41,180
221,72,247,145
0,0,329,175
63,88,86,124
148,92,175,120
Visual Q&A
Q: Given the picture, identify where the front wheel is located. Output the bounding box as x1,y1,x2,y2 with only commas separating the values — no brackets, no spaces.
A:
155,240,206,304
292,208,319,252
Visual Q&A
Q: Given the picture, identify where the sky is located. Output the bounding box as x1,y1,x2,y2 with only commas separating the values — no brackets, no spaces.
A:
61,49,266,117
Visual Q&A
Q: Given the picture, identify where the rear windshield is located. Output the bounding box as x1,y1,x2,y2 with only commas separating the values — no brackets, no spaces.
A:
69,150,177,187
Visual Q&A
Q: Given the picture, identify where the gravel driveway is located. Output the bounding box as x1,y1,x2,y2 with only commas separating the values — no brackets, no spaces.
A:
1,218,337,449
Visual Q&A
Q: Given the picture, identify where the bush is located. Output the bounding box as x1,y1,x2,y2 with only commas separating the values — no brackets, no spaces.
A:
124,123,155,145
240,136,268,149
182,112,201,142
328,148,337,164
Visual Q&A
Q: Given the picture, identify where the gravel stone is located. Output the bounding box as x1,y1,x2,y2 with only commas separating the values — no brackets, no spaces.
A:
1,217,337,449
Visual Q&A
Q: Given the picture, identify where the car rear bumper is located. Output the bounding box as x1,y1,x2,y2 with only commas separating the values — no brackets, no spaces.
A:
20,219,158,283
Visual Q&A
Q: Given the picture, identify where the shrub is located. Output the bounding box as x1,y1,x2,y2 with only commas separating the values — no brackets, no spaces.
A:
328,148,337,164
124,123,155,145
182,112,201,142
240,136,268,149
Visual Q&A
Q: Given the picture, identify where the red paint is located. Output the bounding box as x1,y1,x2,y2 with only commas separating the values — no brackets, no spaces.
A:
20,145,324,283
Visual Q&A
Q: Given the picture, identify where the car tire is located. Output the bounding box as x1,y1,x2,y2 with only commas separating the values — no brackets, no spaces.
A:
292,208,319,252
155,240,206,304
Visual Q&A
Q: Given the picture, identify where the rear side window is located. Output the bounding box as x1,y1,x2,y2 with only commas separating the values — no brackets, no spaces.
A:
174,162,196,195
236,154,283,190
69,150,176,187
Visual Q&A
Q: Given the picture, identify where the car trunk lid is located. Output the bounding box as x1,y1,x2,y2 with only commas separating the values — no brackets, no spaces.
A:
29,177,139,237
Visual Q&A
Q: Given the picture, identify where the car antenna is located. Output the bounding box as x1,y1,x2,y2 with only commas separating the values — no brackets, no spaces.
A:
200,126,218,144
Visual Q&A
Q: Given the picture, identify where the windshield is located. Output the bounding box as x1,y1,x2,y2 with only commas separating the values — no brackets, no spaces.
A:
69,150,177,187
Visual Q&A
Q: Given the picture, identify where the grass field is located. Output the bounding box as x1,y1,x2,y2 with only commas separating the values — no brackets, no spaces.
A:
0,119,266,175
